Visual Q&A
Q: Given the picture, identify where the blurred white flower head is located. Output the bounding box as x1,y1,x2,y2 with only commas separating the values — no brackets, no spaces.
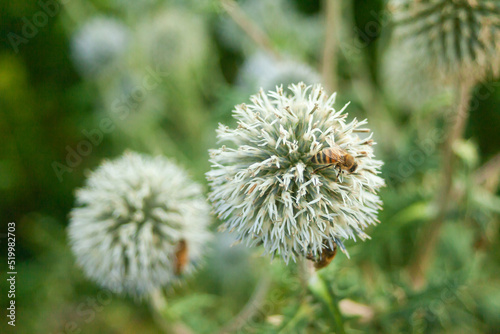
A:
137,8,210,74
390,0,500,81
207,83,385,263
69,152,211,296
238,52,321,92
71,17,129,77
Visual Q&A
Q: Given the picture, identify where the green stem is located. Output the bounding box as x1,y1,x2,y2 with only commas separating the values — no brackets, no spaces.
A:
308,272,346,334
321,0,341,92
220,0,281,60
277,302,314,334
409,79,475,289
149,289,171,334
219,274,272,334
149,289,194,334
339,0,400,150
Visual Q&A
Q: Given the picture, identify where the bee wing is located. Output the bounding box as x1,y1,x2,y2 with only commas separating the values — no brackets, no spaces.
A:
324,146,344,160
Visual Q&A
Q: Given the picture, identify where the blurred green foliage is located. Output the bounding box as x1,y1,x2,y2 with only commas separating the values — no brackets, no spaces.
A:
1,0,499,333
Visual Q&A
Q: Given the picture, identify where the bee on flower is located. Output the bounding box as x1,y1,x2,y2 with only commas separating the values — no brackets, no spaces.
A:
68,152,211,297
207,83,385,265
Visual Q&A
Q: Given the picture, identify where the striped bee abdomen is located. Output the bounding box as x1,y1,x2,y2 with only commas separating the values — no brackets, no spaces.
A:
311,150,328,164
311,148,342,165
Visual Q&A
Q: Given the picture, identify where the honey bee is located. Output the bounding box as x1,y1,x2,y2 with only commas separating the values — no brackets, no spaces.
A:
310,146,358,175
174,239,188,275
307,241,337,270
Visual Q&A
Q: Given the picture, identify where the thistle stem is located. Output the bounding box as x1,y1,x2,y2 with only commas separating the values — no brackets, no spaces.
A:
277,302,314,334
308,270,346,334
337,0,400,150
149,289,194,334
219,274,272,334
409,79,475,289
220,0,281,60
149,289,171,334
321,0,340,92
475,152,500,189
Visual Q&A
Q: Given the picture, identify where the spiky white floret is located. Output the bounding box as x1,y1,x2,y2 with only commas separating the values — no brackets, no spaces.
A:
71,17,129,77
207,83,385,263
69,152,211,296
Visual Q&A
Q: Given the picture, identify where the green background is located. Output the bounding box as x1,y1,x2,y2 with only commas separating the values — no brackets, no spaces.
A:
1,0,499,333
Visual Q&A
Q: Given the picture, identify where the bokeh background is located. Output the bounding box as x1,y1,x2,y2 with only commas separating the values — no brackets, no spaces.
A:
1,0,500,333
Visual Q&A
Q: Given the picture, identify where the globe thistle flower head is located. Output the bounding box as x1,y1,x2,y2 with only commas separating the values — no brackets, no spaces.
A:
207,83,385,263
68,152,211,297
70,17,129,77
238,52,321,93
137,8,210,74
390,0,500,82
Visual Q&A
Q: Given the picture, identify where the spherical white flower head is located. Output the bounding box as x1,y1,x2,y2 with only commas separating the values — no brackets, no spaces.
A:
137,8,210,74
390,0,500,81
207,83,385,263
238,52,321,92
69,152,211,296
71,17,129,77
